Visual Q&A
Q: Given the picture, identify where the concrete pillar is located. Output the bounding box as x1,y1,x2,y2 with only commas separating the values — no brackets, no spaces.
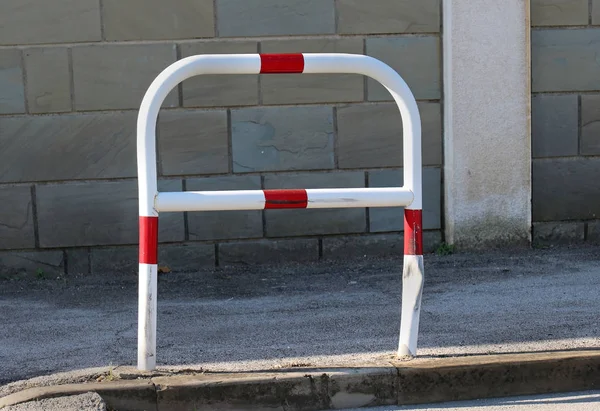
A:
442,0,531,248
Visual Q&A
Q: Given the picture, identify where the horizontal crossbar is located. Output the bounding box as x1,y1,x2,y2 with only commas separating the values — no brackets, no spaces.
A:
155,188,413,212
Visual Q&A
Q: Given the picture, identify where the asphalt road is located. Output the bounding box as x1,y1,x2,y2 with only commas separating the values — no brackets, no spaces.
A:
340,390,600,411
1,246,599,388
6,391,600,411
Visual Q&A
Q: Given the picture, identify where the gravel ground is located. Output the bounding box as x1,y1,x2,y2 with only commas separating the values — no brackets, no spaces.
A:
1,245,599,394
3,392,105,411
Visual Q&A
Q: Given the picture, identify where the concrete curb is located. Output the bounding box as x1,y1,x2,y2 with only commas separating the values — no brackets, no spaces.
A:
2,350,600,410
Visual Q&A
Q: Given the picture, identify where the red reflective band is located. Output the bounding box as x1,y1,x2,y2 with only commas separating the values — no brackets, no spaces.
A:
404,209,423,255
264,189,308,209
139,216,159,264
260,54,304,74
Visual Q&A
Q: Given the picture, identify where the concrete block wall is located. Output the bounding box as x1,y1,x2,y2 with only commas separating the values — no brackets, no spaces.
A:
531,0,600,246
0,0,444,277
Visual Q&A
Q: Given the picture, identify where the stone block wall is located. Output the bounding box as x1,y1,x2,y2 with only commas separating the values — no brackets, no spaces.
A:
0,0,443,276
531,0,600,246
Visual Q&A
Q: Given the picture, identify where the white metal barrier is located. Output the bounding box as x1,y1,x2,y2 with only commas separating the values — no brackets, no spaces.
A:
136,53,425,371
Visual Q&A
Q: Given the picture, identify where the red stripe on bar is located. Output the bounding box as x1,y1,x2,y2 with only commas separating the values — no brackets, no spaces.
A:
139,216,159,264
264,189,308,209
404,209,423,255
260,54,304,74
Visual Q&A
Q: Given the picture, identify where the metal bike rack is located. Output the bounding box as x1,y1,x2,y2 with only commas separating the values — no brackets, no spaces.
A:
136,53,424,371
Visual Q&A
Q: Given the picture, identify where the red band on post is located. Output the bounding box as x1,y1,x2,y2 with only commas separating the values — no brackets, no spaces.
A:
139,216,159,264
260,54,304,74
404,209,423,255
264,189,308,209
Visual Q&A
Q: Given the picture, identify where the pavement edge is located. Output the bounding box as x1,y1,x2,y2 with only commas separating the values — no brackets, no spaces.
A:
1,350,599,410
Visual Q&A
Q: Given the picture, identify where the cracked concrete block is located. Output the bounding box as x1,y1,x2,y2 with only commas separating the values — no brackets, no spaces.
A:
532,0,588,26
368,167,441,232
72,43,178,110
532,94,578,158
327,368,398,408
0,49,25,114
36,180,184,248
91,243,214,275
186,175,263,241
24,47,71,114
423,230,442,253
0,250,64,280
0,185,35,250
533,222,585,245
587,220,600,244
0,112,137,183
367,36,441,101
395,353,600,405
154,373,324,410
217,0,335,37
264,172,366,237
322,231,442,259
337,102,442,169
158,110,229,176
323,234,404,258
157,243,215,271
231,106,334,173
66,248,90,276
533,158,600,221
103,0,214,40
219,238,318,265
180,41,258,107
580,95,600,155
532,28,600,92
260,38,363,105
337,0,440,34
593,0,600,24
91,247,137,276
0,0,101,45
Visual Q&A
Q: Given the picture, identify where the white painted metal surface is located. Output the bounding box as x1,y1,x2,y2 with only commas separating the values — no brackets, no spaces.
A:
303,54,422,210
305,187,413,209
137,263,158,370
397,254,425,357
156,190,267,212
155,188,414,212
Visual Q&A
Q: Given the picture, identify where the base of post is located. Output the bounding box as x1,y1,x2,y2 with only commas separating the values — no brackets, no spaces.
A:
398,254,424,358
138,263,158,371
397,344,415,360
